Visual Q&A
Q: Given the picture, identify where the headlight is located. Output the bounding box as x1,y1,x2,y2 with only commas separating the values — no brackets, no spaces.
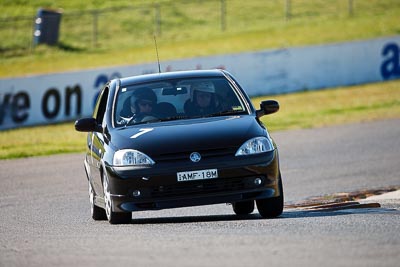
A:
235,137,274,156
113,149,155,166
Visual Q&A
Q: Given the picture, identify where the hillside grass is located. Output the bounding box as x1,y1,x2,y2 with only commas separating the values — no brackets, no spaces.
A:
254,80,400,131
1,79,399,159
1,0,400,77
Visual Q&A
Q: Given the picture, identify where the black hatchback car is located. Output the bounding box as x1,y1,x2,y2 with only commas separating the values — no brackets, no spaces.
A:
75,69,283,224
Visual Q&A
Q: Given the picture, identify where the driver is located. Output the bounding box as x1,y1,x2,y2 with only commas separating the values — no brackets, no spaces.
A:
120,87,157,123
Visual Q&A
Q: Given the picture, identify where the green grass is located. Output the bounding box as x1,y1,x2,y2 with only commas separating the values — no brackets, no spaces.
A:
0,122,87,159
1,79,399,159
254,80,400,131
1,0,399,77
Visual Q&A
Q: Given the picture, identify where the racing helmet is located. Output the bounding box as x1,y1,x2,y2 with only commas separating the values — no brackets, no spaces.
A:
130,87,157,113
190,81,215,102
192,81,215,93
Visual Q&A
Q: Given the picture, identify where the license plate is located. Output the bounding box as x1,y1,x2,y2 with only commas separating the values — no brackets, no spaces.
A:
177,169,218,182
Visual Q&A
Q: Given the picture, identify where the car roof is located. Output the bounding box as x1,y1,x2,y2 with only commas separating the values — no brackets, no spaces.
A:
118,69,227,87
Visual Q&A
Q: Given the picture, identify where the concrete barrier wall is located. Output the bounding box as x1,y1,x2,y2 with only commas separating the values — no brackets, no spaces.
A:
1,36,399,130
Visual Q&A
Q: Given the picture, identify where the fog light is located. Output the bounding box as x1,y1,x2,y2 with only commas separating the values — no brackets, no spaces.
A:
254,178,262,186
132,190,141,197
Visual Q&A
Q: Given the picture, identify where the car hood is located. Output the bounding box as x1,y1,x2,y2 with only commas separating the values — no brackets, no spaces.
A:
111,116,266,156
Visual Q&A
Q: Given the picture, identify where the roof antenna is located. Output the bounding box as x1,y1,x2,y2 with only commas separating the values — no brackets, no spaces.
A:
154,35,161,73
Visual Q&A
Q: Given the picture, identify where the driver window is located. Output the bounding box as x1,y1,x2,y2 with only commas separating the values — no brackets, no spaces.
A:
93,87,109,125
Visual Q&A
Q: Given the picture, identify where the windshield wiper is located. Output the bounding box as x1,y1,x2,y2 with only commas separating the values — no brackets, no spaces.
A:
129,117,161,126
205,110,245,118
124,112,240,126
126,115,190,126
157,115,190,122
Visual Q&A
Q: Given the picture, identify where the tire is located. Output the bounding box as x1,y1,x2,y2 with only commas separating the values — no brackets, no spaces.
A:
103,173,131,224
256,174,284,218
89,180,107,220
233,200,255,215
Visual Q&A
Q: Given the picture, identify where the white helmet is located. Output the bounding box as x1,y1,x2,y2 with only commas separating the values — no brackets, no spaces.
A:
192,81,215,93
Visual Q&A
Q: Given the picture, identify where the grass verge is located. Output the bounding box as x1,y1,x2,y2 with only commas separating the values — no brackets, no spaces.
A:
254,79,400,131
1,79,399,160
1,0,399,77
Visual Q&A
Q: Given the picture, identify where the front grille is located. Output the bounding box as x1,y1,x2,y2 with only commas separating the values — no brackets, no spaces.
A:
149,176,265,198
153,147,237,162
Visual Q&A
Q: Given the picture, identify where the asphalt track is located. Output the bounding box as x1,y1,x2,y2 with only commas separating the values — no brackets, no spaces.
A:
1,119,399,267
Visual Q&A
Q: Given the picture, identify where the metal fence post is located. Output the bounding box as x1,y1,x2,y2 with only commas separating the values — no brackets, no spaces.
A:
285,0,291,21
30,16,36,52
221,0,226,32
348,0,354,16
155,4,161,36
92,10,98,47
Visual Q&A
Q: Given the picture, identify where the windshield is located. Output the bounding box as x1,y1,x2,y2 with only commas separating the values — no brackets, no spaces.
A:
114,77,248,127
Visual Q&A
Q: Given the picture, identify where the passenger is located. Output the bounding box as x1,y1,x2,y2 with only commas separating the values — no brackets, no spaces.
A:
184,81,219,116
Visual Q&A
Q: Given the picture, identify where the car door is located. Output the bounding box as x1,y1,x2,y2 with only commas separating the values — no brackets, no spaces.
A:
89,86,109,196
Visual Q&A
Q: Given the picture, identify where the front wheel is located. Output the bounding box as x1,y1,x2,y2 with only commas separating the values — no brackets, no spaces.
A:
103,173,131,224
233,201,255,215
256,175,284,218
89,180,107,220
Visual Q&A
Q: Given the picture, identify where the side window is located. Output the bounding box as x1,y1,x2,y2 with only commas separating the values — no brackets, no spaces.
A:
93,86,109,125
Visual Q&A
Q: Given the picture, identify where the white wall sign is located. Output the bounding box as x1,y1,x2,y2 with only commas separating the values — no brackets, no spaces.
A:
0,36,399,130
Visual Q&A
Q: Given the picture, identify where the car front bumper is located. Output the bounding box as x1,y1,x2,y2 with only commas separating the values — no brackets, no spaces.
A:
104,150,280,213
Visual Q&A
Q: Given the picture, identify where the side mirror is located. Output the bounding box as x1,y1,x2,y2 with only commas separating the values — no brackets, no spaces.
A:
256,100,279,118
74,118,101,132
